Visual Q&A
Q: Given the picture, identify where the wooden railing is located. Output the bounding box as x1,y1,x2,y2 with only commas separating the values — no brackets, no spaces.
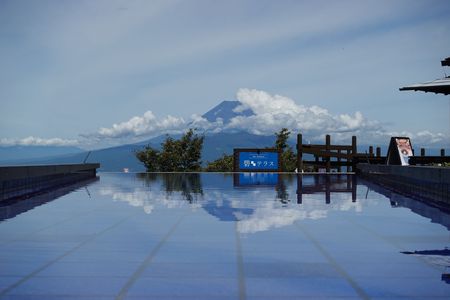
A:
296,174,356,203
296,134,356,172
409,148,450,165
296,133,449,172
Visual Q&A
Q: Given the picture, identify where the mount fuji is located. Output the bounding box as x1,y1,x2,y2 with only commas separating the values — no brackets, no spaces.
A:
201,100,254,123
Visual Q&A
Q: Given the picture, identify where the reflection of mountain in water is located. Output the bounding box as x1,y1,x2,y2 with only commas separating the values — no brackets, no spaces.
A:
139,173,254,221
120,174,361,233
203,199,254,221
101,173,450,235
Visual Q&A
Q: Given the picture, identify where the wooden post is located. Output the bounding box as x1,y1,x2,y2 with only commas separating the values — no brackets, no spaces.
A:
441,149,445,156
325,175,331,204
346,173,351,191
346,149,350,172
421,148,425,156
351,136,357,172
325,134,331,173
351,175,357,202
376,147,381,157
337,149,342,173
296,174,302,204
297,134,303,172
315,155,319,172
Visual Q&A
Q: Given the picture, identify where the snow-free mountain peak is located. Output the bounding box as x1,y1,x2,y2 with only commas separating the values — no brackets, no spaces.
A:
201,100,254,124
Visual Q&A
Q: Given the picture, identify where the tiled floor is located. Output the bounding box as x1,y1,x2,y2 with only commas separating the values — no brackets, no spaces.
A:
0,173,449,299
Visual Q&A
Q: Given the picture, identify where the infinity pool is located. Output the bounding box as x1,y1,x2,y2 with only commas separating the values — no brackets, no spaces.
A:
0,173,449,299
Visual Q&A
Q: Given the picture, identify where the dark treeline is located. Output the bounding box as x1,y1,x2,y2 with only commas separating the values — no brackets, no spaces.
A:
135,128,296,172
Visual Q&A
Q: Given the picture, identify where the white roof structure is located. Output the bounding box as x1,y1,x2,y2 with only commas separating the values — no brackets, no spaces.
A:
399,76,450,95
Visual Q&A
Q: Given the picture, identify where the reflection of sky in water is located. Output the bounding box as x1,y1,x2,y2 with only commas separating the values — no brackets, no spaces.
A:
98,174,366,234
1,173,449,299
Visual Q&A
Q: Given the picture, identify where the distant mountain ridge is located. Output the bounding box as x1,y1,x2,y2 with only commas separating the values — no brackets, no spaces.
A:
3,100,399,171
3,131,278,172
0,145,83,163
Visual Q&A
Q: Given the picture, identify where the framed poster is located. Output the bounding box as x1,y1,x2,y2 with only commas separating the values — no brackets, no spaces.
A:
386,137,413,166
395,138,413,166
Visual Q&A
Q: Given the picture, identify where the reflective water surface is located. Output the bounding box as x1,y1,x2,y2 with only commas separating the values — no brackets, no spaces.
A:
0,173,449,299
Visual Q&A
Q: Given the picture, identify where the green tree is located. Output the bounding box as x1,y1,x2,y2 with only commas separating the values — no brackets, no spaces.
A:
158,136,181,171
135,129,204,172
205,153,234,172
135,146,160,172
179,129,204,171
275,128,297,172
275,128,290,152
281,148,297,172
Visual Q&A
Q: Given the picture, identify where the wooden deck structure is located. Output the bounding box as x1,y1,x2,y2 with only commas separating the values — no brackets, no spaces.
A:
296,174,356,204
295,133,449,173
296,134,357,173
410,148,450,165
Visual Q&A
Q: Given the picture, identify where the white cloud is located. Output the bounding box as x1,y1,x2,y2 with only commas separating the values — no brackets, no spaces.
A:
227,88,383,140
88,88,448,147
93,111,185,139
412,130,448,145
0,136,79,147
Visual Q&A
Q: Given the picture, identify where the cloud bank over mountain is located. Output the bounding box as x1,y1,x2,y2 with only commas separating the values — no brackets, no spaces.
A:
5,88,445,148
0,136,79,147
229,89,379,137
96,111,185,139
89,88,449,146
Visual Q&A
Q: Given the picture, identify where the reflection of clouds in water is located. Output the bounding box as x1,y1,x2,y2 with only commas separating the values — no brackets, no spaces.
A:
236,204,316,234
420,255,450,269
403,254,450,270
99,187,155,214
98,186,201,214
308,210,327,219
330,193,363,212
236,200,328,234
236,192,363,234
98,180,368,233
209,190,225,207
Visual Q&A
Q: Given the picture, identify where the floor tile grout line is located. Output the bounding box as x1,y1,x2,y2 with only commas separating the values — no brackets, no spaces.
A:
0,213,134,297
235,222,246,300
295,223,371,300
115,213,186,300
345,218,446,272
0,202,113,248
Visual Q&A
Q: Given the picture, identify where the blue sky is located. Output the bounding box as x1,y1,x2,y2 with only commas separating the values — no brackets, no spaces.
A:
1,0,449,149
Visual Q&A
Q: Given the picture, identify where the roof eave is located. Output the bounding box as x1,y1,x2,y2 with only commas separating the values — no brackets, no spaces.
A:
399,86,450,95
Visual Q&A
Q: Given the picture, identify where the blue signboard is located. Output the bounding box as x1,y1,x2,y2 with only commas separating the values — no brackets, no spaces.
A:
238,151,279,170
